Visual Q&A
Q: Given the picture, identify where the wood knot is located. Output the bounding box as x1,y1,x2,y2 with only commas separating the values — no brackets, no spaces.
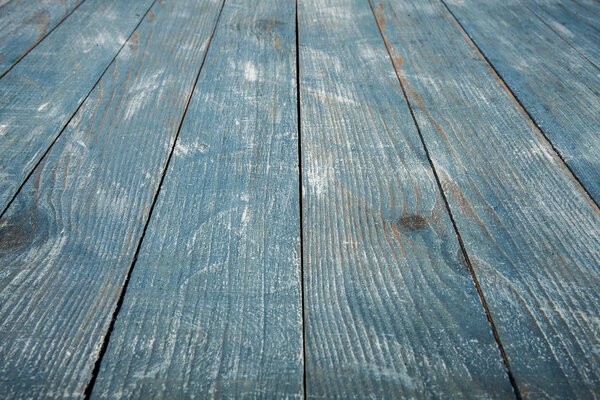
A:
0,217,35,255
397,215,428,232
0,202,48,256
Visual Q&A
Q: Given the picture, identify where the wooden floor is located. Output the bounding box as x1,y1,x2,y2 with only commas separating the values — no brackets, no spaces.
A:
0,0,599,398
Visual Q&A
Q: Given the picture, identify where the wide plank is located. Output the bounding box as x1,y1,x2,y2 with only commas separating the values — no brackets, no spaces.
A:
299,0,514,397
373,0,600,396
0,0,83,78
521,0,600,66
0,0,154,215
0,0,223,397
440,0,600,205
89,0,303,398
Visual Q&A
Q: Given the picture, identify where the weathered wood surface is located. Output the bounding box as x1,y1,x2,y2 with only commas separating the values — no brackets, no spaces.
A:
0,0,223,397
0,0,153,216
90,0,303,398
298,0,514,397
520,0,600,67
441,0,600,205
0,0,83,78
373,0,600,397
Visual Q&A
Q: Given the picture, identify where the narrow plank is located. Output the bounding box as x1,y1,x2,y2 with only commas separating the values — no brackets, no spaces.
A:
0,0,224,397
0,0,83,77
521,0,600,66
440,0,600,205
90,0,303,398
299,0,514,397
372,0,600,396
0,0,154,215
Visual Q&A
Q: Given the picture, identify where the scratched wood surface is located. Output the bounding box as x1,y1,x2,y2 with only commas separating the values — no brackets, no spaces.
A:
89,0,303,398
1,0,600,398
298,0,515,397
373,0,600,397
0,0,83,78
0,0,223,396
441,0,600,206
520,0,600,67
0,0,154,216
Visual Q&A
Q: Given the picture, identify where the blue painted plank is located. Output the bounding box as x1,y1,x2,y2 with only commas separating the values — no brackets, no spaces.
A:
0,0,223,397
298,0,514,397
441,0,600,205
521,0,600,66
373,0,600,397
89,0,303,398
0,0,153,215
0,0,83,78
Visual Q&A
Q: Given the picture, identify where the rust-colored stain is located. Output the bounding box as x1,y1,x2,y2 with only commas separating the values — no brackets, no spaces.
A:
393,54,403,68
273,36,280,50
376,2,386,29
372,3,404,69
130,31,140,46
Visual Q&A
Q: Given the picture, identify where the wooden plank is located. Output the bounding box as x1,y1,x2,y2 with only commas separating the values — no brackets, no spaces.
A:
440,0,600,205
520,0,600,66
0,0,83,78
0,0,154,216
298,0,514,397
89,0,303,398
372,0,600,397
0,0,224,397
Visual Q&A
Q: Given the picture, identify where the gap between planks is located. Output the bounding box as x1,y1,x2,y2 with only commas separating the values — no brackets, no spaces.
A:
0,0,159,220
437,0,600,214
82,0,227,397
367,0,525,398
295,0,308,399
514,0,600,71
0,0,87,80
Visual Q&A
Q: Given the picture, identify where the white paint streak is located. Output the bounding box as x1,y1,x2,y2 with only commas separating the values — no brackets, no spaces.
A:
527,140,558,163
174,142,190,157
241,205,250,227
306,165,330,197
244,61,257,82
550,21,574,38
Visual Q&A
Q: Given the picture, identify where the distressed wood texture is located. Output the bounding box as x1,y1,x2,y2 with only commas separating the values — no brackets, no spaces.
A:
90,0,303,398
520,0,600,66
0,0,83,77
373,0,600,397
0,0,153,215
441,0,600,204
0,0,224,397
299,0,514,397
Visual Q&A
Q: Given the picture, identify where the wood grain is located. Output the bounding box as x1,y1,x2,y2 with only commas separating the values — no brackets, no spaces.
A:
0,0,153,216
0,0,223,397
373,0,600,396
0,0,83,78
298,0,514,397
441,0,600,205
519,0,600,67
89,0,303,398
